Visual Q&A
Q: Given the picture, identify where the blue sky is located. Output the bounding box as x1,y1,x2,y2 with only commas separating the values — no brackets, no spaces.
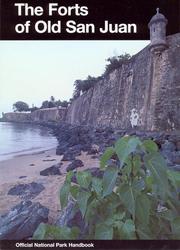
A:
0,40,149,115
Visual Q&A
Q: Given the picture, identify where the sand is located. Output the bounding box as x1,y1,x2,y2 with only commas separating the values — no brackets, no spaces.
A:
0,149,99,223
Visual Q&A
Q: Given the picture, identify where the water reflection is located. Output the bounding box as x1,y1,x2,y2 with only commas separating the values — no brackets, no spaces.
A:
0,122,57,161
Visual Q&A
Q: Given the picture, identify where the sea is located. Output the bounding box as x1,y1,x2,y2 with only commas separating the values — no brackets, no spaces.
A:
0,122,58,162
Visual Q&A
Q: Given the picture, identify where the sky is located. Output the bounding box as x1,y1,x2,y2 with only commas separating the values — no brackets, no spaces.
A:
0,40,149,116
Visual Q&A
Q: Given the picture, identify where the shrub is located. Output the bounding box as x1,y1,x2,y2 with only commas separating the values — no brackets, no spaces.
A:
103,53,131,76
33,136,180,239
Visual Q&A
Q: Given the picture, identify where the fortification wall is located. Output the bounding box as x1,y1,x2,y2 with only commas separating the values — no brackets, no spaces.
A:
2,107,66,123
66,33,180,131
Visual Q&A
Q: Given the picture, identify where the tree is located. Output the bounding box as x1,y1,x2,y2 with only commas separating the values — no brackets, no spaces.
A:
61,101,69,108
48,101,56,108
41,100,49,109
73,76,101,100
55,100,62,107
104,53,131,76
13,101,29,112
50,96,55,103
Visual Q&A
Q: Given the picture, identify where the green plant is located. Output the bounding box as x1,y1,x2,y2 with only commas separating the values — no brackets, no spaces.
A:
33,136,180,240
103,53,131,76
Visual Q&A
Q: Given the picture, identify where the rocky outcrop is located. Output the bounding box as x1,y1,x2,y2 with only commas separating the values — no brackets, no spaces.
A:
66,159,84,172
8,182,45,200
40,164,62,176
54,124,180,171
66,33,180,131
0,201,49,240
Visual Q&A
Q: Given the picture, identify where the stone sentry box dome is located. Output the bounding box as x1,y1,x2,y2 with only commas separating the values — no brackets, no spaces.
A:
148,8,168,54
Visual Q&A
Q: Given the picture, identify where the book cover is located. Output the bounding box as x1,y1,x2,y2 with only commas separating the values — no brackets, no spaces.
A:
0,0,179,249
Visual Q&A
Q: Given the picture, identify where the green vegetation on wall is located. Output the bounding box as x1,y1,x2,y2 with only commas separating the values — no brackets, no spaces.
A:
72,53,131,100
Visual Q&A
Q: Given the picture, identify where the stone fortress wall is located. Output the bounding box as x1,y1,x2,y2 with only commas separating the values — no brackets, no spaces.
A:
65,10,180,131
2,10,180,131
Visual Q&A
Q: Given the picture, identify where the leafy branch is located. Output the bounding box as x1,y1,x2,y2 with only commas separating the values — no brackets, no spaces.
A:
33,136,180,240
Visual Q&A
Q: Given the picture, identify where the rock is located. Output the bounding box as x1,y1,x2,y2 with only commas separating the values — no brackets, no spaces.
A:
8,182,45,200
40,163,62,176
62,147,82,161
176,141,180,151
56,199,75,227
66,159,84,172
56,199,86,238
161,140,176,152
172,152,180,165
56,145,68,156
86,167,104,179
42,159,56,162
0,201,49,240
87,144,99,155
19,176,27,179
62,152,75,161
91,155,99,159
172,165,180,171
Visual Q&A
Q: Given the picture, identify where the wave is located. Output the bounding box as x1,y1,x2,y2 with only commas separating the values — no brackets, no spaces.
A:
0,147,42,156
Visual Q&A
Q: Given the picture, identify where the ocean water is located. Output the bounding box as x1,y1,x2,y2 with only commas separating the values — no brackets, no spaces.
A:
0,122,58,161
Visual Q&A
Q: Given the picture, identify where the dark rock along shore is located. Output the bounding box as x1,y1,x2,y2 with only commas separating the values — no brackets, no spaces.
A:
1,121,179,240
53,122,180,172
53,123,180,238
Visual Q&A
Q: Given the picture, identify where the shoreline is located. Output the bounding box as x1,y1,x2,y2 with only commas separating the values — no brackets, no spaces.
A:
0,148,63,223
0,147,57,163
0,146,100,223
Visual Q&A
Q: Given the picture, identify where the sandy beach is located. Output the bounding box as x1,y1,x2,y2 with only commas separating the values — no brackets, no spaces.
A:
0,148,99,224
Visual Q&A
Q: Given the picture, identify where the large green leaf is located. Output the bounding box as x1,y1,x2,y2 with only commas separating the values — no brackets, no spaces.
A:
142,139,158,153
132,178,145,192
132,154,141,176
92,177,102,195
33,224,79,240
122,156,132,177
33,224,62,239
117,219,136,239
115,136,141,167
95,223,113,239
70,185,79,199
171,217,180,238
136,223,154,239
145,175,154,192
65,171,74,183
85,198,98,224
77,190,91,217
167,170,180,191
33,223,47,239
102,166,118,197
100,147,115,169
136,194,151,225
144,152,169,199
119,184,137,219
76,171,92,189
60,182,70,209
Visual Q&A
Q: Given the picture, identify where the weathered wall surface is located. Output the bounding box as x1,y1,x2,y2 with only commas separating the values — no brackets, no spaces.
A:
2,108,66,123
30,107,66,122
2,112,31,122
2,34,179,131
66,33,180,131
